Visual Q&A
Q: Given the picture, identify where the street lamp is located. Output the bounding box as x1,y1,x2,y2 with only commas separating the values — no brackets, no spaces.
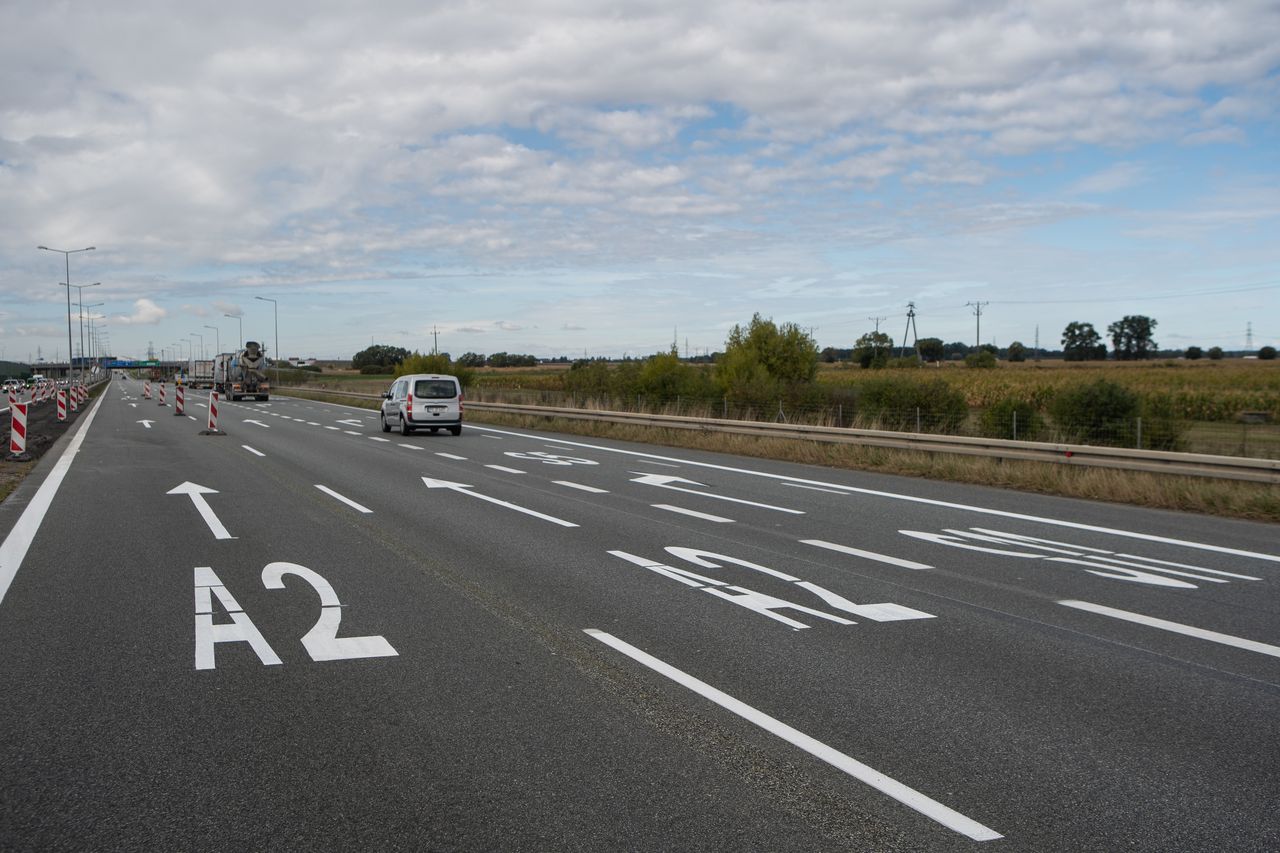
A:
203,324,220,359
38,245,95,381
84,302,104,371
224,313,242,349
255,295,279,386
61,281,101,380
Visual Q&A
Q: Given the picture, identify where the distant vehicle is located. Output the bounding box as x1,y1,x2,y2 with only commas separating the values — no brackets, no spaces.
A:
214,341,270,401
380,374,463,436
2,379,22,394
190,360,215,388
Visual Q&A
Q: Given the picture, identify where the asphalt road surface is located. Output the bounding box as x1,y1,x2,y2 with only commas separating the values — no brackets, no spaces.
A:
1,377,1277,851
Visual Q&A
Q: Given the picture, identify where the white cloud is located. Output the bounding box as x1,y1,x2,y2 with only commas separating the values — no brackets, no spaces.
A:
111,298,167,325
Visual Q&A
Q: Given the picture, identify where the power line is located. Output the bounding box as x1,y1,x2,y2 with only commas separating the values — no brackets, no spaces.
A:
991,280,1279,306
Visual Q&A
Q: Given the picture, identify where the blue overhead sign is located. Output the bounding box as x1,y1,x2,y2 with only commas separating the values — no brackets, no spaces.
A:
106,360,161,367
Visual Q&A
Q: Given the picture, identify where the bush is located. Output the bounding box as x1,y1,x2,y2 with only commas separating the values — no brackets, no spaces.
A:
857,377,968,433
1049,379,1139,446
1185,346,1203,360
359,365,390,375
1138,395,1187,451
1208,346,1224,360
980,397,1044,440
394,352,475,388
964,350,997,369
1259,346,1276,360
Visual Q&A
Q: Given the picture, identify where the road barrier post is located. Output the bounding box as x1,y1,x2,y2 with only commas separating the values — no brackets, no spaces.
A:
201,390,225,435
8,402,28,459
158,382,168,407
174,385,185,416
57,389,67,422
143,381,151,400
70,387,79,413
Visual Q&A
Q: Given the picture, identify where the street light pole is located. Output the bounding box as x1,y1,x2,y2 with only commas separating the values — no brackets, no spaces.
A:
204,324,220,359
69,282,101,381
84,302,104,373
255,296,279,387
224,313,242,349
38,245,95,382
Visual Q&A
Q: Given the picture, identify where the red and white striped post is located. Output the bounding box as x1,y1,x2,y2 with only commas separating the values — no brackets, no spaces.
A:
57,389,67,421
143,380,152,400
158,382,168,407
9,402,28,458
174,384,185,416
207,391,220,431
69,386,79,412
6,390,14,409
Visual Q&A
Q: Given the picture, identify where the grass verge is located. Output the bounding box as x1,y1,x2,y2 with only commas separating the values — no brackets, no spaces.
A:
279,387,1280,522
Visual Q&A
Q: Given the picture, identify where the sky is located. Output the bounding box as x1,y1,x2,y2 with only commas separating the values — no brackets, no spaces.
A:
1,0,1278,364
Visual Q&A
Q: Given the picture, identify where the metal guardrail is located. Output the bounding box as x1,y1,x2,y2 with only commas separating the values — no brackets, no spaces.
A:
278,387,1280,484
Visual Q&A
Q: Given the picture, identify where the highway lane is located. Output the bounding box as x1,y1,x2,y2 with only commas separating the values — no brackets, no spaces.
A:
1,376,1277,851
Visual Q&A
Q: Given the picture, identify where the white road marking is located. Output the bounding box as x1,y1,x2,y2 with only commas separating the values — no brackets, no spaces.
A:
343,430,362,435
554,481,608,494
486,465,525,474
422,478,578,527
136,419,154,429
325,425,340,430
652,504,734,523
0,393,104,607
307,421,320,426
167,482,235,540
435,452,467,460
630,473,804,515
243,419,270,428
241,445,265,457
468,426,1280,565
803,539,933,570
583,629,1002,842
1059,600,1280,659
369,437,391,443
637,460,680,468
784,482,854,495
187,415,197,421
314,485,374,514
400,443,423,450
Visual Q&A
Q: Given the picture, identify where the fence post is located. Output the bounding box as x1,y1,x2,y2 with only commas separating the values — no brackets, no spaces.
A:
1013,410,1018,441
1136,417,1142,449
916,407,921,432
837,403,842,428
723,395,728,419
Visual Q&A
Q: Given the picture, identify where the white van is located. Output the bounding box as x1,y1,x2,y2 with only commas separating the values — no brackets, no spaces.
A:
380,374,463,436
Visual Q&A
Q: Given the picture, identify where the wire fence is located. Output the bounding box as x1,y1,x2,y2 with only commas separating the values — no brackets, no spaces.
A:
467,387,1280,460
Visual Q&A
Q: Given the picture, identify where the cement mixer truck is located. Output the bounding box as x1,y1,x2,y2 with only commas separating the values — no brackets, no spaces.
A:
213,341,271,401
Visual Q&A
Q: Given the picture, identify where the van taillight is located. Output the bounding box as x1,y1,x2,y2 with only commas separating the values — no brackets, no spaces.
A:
406,393,412,415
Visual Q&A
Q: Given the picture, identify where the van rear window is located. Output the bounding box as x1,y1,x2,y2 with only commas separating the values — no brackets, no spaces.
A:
414,380,457,399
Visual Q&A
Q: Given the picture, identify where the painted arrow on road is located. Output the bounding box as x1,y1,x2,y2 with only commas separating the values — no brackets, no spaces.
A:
243,419,270,428
137,419,154,429
421,478,578,527
629,472,804,514
167,482,235,540
128,402,138,408
336,419,365,427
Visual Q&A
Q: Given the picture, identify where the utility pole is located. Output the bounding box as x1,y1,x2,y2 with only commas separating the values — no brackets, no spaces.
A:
868,316,886,334
899,303,919,359
966,301,989,349
1246,322,1253,350
432,325,439,355
1034,325,1041,362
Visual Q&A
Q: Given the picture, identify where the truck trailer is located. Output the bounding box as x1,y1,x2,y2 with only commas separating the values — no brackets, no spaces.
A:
213,341,271,401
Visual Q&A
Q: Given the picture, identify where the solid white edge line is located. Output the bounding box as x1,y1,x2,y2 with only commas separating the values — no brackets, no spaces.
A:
465,425,1280,565
0,390,108,609
652,503,734,523
583,629,1002,842
1059,600,1280,659
803,539,933,570
314,484,374,514
241,445,266,457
